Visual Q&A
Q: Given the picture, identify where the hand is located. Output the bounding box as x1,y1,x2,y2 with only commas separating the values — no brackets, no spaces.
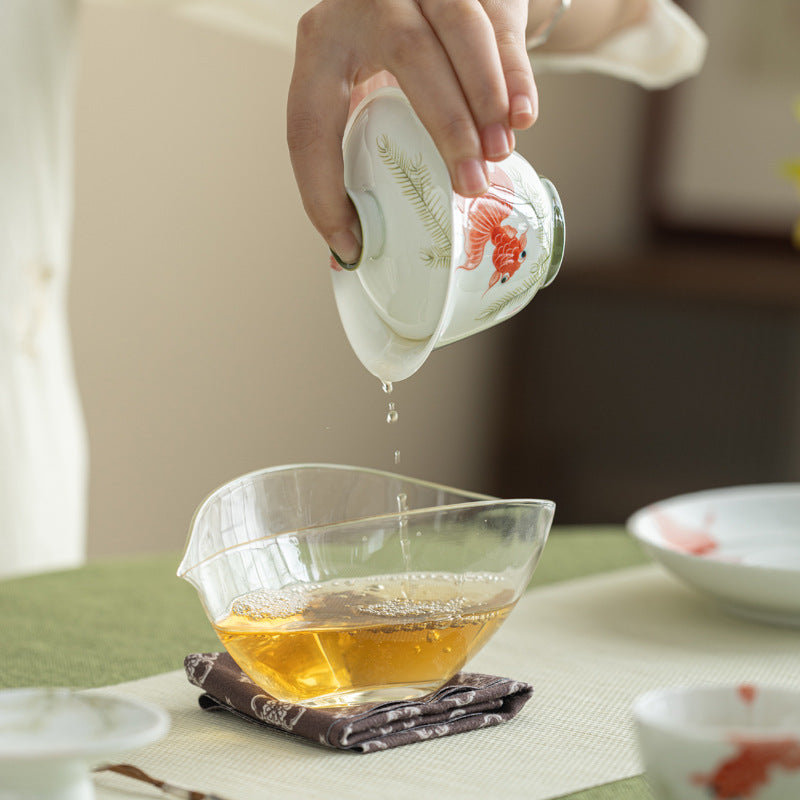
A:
287,0,536,266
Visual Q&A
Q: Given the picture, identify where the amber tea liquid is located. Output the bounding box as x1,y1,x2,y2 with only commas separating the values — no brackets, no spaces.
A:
213,573,514,707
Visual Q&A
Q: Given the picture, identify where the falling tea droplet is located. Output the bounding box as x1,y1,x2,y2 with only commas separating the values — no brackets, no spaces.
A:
394,449,401,465
386,402,398,424
381,380,393,395
396,492,408,514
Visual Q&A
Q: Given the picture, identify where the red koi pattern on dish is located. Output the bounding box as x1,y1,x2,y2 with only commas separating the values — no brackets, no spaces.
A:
653,509,718,556
692,736,800,799
738,684,757,705
457,166,527,292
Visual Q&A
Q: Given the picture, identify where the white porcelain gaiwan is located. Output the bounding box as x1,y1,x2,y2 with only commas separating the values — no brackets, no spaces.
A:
332,87,565,383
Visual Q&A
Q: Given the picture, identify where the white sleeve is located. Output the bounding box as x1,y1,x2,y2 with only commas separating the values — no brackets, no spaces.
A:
91,0,707,88
88,0,316,48
529,0,708,89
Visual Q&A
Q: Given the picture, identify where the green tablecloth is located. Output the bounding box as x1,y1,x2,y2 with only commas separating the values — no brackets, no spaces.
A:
0,526,653,800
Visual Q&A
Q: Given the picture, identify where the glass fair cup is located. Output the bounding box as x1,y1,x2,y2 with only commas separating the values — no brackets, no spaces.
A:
178,464,555,708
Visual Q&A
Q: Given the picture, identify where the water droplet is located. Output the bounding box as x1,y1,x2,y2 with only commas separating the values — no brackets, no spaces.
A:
386,402,399,424
381,380,393,395
394,449,401,465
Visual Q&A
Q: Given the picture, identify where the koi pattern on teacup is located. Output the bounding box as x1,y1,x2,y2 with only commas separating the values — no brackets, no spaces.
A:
691,735,800,799
375,138,551,326
687,686,800,799
457,165,527,293
466,162,553,324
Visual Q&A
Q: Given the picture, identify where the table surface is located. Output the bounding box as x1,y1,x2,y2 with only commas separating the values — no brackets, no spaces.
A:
0,526,654,800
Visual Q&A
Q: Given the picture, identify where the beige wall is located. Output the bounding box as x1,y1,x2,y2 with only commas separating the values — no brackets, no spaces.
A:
71,6,650,559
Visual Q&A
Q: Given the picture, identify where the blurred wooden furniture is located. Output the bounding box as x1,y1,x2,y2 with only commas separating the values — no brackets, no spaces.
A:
488,237,800,523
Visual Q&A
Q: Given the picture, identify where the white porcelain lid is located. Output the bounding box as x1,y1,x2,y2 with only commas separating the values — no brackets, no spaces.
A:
333,88,459,382
343,87,454,340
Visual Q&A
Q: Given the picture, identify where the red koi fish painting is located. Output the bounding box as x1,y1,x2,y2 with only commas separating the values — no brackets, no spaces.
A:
458,166,527,292
692,736,800,798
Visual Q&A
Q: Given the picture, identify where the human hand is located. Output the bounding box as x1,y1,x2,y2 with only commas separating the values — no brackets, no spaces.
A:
287,0,536,266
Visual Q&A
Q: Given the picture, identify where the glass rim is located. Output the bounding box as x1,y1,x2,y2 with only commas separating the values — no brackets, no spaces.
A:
178,463,554,577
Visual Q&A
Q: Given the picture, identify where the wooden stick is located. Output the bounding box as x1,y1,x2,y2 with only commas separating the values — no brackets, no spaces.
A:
95,763,230,800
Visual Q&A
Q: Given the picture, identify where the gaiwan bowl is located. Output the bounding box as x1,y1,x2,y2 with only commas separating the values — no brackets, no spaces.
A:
332,87,565,383
633,684,800,800
178,464,554,708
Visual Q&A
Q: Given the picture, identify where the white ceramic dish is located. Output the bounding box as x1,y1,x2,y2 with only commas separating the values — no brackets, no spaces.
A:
627,484,800,626
0,687,169,799
634,683,800,800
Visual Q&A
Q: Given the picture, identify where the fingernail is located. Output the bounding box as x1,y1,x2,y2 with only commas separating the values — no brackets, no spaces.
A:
328,228,361,267
510,94,536,129
482,123,511,160
456,158,489,196
330,248,358,270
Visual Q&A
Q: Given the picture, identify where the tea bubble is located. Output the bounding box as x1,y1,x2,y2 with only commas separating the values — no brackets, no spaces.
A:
231,589,306,620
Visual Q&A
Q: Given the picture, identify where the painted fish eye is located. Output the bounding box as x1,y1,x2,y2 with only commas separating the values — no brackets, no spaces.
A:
520,249,527,260
501,274,509,283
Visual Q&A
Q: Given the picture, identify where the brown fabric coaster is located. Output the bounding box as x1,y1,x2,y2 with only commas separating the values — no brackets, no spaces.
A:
184,652,533,753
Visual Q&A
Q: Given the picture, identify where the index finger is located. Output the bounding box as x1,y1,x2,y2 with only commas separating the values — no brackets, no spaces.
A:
482,0,538,129
287,53,361,266
372,1,490,195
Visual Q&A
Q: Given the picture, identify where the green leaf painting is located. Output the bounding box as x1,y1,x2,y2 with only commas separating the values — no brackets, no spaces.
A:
475,240,549,323
377,135,452,267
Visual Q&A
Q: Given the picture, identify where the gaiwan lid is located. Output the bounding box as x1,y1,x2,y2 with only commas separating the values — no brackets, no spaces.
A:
332,87,564,383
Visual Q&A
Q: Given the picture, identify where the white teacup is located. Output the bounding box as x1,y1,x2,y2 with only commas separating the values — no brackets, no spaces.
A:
633,684,800,800
331,87,565,383
0,687,169,800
